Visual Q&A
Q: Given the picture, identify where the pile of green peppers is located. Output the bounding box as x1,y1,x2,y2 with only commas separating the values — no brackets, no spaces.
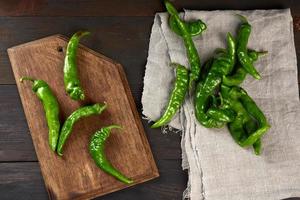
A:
152,1,270,155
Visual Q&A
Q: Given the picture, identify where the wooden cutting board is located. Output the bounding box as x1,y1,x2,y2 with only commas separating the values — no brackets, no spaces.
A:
7,35,159,200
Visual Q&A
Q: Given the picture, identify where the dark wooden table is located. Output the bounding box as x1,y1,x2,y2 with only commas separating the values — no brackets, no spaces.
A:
0,1,299,199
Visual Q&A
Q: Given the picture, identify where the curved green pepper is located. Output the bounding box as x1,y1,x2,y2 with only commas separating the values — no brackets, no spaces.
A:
221,85,270,153
20,77,60,152
236,15,261,80
64,31,90,101
245,119,261,155
169,15,207,37
89,125,133,184
223,86,252,143
195,33,236,128
164,0,204,89
152,63,189,128
238,89,270,147
207,107,236,123
57,103,107,156
223,50,267,86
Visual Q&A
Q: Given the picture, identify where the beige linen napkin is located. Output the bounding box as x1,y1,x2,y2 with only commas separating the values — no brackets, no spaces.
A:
142,9,300,200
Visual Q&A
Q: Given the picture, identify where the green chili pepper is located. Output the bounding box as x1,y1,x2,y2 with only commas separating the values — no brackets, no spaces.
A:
151,63,189,128
57,103,107,156
238,88,270,147
164,0,204,89
222,67,247,86
207,107,236,123
236,15,261,80
245,119,261,155
89,125,133,184
64,31,90,101
220,85,252,143
169,15,207,37
199,58,213,82
223,50,267,86
20,77,60,152
195,33,236,128
220,85,270,152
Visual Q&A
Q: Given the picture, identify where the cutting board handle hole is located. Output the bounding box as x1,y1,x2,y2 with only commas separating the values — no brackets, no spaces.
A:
57,46,63,52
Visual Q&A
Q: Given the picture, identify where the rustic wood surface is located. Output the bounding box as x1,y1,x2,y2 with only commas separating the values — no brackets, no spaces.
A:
0,0,299,199
8,35,158,199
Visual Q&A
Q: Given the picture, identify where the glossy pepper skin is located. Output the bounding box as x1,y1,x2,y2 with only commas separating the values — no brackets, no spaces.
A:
64,31,90,101
169,15,207,37
57,103,107,156
164,0,204,89
20,77,60,152
223,50,267,86
195,33,236,128
89,125,133,184
236,15,261,80
151,64,189,128
238,90,270,147
245,119,262,155
221,85,252,142
221,85,270,154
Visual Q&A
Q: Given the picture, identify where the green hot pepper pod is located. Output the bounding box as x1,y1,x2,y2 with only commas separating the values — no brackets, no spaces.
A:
57,103,107,156
245,119,262,155
152,63,189,128
223,50,267,86
236,15,261,80
238,89,271,147
195,33,236,128
64,31,90,101
221,85,270,154
169,15,207,37
20,77,60,152
89,125,133,184
164,0,204,89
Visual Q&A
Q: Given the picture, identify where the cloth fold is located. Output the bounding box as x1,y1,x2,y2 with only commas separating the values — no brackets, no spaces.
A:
142,9,300,200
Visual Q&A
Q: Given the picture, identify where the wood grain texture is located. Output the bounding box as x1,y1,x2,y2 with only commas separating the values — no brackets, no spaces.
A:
0,17,299,86
7,35,158,200
0,0,298,17
0,162,48,200
0,17,153,86
0,111,186,200
0,158,186,200
0,0,300,199
0,85,36,161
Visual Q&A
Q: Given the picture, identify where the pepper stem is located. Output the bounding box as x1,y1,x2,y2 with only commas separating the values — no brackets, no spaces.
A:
235,14,248,24
20,77,35,83
75,31,91,39
257,51,268,57
169,63,180,69
215,48,226,54
105,125,122,131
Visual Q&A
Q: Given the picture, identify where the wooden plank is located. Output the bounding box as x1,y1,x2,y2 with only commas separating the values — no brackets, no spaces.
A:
8,35,158,199
0,85,182,162
0,2,299,199
0,86,299,198
0,0,298,17
0,159,186,200
0,161,299,200
0,16,299,85
0,162,48,200
0,16,153,84
0,85,37,162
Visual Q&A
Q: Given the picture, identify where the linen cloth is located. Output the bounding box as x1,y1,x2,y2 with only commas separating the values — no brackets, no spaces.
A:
142,9,300,200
